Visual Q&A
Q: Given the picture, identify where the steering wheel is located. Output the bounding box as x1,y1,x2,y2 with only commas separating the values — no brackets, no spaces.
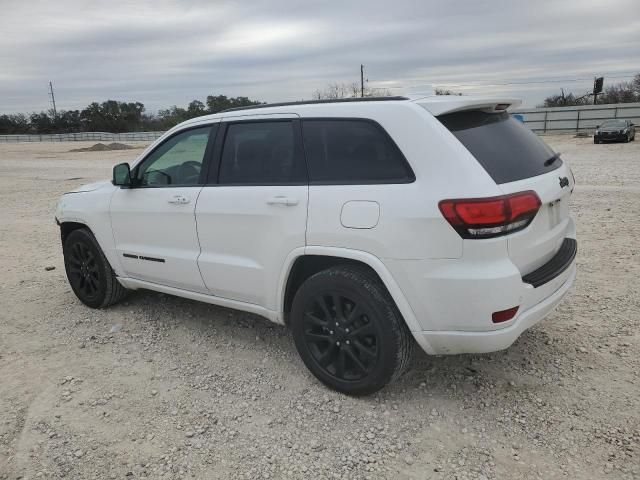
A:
177,161,202,184
142,169,172,185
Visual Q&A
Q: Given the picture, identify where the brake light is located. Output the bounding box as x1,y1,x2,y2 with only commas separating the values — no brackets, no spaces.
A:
439,191,541,239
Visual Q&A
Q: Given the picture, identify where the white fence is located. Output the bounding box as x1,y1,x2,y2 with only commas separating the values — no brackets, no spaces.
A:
0,131,164,143
513,102,640,133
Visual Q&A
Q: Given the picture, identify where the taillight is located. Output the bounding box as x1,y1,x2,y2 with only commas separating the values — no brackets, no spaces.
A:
569,167,575,193
439,191,541,239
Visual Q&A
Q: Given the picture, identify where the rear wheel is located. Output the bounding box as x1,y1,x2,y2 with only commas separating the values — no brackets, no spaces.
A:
291,266,413,396
63,228,128,308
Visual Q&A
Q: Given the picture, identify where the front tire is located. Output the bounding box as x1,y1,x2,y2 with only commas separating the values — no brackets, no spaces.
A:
594,137,600,144
63,228,128,308
291,266,413,396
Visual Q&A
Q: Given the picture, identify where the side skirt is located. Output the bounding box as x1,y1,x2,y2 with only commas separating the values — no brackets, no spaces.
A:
117,277,284,325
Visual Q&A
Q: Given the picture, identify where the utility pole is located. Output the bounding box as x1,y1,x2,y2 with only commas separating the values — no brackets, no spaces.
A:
360,64,364,98
48,81,57,118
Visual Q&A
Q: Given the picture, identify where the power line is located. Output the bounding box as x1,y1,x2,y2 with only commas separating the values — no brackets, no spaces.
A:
373,72,637,90
441,74,636,88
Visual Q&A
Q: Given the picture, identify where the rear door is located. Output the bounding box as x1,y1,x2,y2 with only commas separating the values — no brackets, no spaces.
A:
195,115,308,309
438,110,575,274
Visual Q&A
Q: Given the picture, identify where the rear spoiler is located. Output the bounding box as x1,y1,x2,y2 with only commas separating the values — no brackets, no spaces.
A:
411,96,522,116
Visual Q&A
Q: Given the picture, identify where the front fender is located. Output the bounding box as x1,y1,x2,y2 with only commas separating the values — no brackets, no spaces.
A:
56,186,122,276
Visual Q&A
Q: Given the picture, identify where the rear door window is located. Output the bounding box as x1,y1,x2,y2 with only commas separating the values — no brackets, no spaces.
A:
301,119,414,184
218,121,307,185
438,111,561,184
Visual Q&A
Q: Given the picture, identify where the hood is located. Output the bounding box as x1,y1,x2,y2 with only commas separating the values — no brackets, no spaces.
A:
64,180,111,194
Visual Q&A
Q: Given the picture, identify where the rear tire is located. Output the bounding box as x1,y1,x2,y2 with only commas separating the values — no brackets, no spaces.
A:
594,137,600,144
290,265,413,396
63,228,128,308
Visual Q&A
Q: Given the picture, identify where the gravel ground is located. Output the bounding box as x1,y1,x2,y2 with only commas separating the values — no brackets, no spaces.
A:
0,136,638,480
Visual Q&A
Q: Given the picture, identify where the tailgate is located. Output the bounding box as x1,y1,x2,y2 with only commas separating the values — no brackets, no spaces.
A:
499,163,574,275
436,108,575,276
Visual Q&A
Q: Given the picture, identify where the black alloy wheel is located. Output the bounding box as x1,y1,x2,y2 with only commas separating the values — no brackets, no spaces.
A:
302,292,380,382
63,228,128,308
291,266,413,396
67,240,101,301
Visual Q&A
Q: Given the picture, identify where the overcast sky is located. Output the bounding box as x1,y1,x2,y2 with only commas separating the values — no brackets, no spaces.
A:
1,0,639,114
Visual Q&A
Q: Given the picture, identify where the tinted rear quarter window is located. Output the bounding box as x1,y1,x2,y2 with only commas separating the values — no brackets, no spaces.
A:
302,119,414,184
438,111,560,184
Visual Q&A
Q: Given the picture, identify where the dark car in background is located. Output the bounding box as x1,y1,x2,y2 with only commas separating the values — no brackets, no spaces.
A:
594,119,635,144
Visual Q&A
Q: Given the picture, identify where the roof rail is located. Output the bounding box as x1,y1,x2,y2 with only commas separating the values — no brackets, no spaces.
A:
222,96,409,113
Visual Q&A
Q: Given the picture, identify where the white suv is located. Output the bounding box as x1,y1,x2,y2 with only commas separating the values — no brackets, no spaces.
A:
56,96,577,395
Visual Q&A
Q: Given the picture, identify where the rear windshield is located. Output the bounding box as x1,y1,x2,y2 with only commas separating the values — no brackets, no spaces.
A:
438,111,561,184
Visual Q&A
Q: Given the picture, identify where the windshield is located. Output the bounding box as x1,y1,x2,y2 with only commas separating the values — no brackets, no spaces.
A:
600,120,626,128
437,111,561,184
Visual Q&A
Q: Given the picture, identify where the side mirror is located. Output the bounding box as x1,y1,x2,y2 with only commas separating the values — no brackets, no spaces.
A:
595,125,600,129
630,123,635,127
112,163,132,187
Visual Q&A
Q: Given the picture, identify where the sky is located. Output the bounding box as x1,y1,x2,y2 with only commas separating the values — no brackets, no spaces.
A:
1,0,639,115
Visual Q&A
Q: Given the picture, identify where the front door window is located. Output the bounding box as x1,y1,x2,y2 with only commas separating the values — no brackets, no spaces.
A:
136,127,211,186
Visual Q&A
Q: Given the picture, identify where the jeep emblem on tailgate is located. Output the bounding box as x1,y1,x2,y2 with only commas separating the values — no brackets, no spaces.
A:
559,176,569,188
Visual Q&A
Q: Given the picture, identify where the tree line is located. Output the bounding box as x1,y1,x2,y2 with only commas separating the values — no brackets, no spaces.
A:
0,95,263,135
2,74,639,134
540,73,640,107
312,74,640,108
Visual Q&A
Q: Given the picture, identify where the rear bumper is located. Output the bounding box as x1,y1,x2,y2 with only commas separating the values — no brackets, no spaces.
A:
522,238,576,287
412,261,576,354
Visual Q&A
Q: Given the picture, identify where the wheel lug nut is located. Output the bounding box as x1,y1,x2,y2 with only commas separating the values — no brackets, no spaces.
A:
335,322,339,326
329,330,334,335
336,341,341,346
345,328,350,333
346,340,350,345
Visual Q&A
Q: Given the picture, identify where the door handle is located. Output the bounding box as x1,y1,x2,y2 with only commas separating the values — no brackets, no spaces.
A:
167,195,190,205
267,196,299,206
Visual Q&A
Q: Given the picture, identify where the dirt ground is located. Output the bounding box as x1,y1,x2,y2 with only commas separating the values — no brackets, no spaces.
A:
0,136,638,480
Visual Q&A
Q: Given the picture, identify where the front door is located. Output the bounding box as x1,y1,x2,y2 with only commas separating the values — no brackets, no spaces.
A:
196,117,308,309
110,124,217,293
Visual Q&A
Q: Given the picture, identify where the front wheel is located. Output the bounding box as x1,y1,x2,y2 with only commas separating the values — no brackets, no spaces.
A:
63,228,128,308
594,137,600,144
291,266,413,396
